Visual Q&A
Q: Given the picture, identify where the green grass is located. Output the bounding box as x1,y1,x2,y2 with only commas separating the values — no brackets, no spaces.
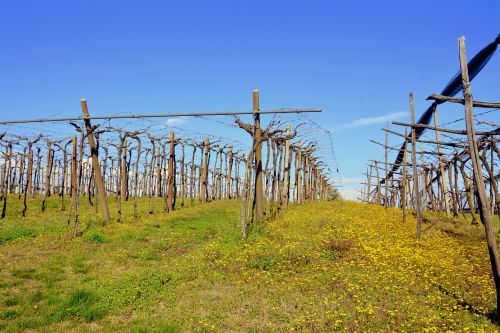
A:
51,289,107,323
0,195,499,331
0,226,37,244
0,196,241,332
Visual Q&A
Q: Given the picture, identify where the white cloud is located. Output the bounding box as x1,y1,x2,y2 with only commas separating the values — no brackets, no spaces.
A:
162,117,186,126
338,111,407,129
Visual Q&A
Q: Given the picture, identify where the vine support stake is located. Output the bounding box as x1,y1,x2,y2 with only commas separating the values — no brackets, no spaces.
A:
459,36,500,316
409,92,422,240
80,99,111,224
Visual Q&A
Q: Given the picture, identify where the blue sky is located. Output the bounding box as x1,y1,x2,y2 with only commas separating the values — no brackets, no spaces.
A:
0,0,499,199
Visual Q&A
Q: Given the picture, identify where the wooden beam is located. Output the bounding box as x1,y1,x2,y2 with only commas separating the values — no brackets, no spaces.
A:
392,121,500,136
428,94,500,108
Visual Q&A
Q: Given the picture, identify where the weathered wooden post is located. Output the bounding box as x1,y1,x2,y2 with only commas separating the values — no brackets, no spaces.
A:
433,110,451,216
281,123,291,210
420,153,427,210
453,159,462,217
180,142,186,207
201,137,209,202
241,148,254,240
131,135,142,218
385,123,389,207
374,161,381,204
1,143,11,218
80,99,111,224
121,139,127,208
41,140,52,212
459,160,477,223
17,149,25,199
447,161,459,217
480,145,500,218
226,146,233,199
367,162,372,203
402,130,408,223
22,142,35,217
409,92,422,240
312,164,318,200
156,147,162,197
297,141,302,205
459,36,500,315
167,131,175,212
59,140,70,211
304,155,310,200
253,90,265,222
189,145,196,206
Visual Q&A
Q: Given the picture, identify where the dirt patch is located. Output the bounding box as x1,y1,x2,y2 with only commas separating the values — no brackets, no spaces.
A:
160,246,187,257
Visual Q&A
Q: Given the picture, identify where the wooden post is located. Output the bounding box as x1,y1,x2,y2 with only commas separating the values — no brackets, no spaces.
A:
167,131,175,212
447,161,459,217
420,153,427,210
374,161,381,204
428,165,436,211
459,36,500,315
385,123,389,208
281,123,291,210
269,141,278,215
241,147,254,240
190,145,196,206
453,160,462,218
367,162,372,203
253,90,265,222
17,149,25,199
402,130,408,223
304,155,309,200
69,135,81,235
22,144,34,217
60,142,69,211
41,140,51,212
1,144,11,219
459,160,477,224
116,139,127,221
156,147,162,197
132,136,142,218
433,110,451,216
81,99,110,224
201,137,209,202
312,165,318,200
410,92,422,240
121,139,127,207
180,143,186,207
297,141,302,206
226,146,233,199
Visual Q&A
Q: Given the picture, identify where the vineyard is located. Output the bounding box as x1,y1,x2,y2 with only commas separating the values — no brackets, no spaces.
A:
1,6,499,331
0,91,334,237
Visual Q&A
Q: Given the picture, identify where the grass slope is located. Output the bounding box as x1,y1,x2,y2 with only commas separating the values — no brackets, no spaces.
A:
0,197,499,332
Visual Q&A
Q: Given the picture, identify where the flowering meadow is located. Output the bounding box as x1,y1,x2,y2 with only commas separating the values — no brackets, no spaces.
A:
0,198,498,332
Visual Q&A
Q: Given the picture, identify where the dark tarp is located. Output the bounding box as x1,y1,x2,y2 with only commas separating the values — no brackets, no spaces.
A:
382,34,500,184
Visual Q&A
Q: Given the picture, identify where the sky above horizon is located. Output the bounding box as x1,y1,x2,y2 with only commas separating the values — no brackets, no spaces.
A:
0,0,499,199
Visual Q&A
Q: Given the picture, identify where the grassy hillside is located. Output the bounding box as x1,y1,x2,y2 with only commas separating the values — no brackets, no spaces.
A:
0,197,499,332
